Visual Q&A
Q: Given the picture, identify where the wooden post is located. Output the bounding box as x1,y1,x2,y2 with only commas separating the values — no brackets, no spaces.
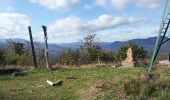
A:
28,26,37,68
42,25,51,69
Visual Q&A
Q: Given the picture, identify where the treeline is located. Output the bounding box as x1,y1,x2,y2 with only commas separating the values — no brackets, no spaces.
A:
58,48,114,66
0,34,149,67
58,41,148,67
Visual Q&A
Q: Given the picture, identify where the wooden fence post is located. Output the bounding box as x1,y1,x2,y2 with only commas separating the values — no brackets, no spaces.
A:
42,25,51,69
28,26,37,68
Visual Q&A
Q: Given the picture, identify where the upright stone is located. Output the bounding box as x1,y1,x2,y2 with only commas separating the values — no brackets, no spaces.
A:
121,48,134,67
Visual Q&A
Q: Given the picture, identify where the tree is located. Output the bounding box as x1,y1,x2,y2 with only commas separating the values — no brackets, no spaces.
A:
80,34,101,64
114,41,148,66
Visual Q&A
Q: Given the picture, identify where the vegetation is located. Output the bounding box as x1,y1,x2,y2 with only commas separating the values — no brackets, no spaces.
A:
0,34,148,68
114,41,148,66
0,41,48,67
0,66,169,100
58,40,148,67
0,67,144,100
124,67,170,100
0,34,169,99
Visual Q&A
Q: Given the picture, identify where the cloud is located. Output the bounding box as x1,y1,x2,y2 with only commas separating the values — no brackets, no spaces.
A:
0,13,31,38
95,0,129,10
47,14,146,39
96,25,158,42
30,0,80,10
135,0,162,9
95,0,162,10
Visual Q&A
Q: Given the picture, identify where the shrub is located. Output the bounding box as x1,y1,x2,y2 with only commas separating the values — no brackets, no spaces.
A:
113,41,148,66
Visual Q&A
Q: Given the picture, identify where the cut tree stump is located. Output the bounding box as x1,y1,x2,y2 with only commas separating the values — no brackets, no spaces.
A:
46,80,63,86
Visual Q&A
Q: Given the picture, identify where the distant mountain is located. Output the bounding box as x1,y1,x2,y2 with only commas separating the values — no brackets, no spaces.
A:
0,37,170,54
55,37,170,54
0,38,67,52
57,42,82,49
98,37,170,54
131,37,170,54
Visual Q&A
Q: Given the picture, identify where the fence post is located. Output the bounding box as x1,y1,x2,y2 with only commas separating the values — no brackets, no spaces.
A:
42,25,51,69
28,26,37,68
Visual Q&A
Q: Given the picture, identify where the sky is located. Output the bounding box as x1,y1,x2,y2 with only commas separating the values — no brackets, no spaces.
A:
0,0,167,43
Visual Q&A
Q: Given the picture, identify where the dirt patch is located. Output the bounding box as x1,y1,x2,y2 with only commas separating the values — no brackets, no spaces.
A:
78,79,127,100
78,81,105,100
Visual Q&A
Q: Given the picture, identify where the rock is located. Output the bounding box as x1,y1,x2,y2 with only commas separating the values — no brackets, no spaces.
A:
121,48,134,67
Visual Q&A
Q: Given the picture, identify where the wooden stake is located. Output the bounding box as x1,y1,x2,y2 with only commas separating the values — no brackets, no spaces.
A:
28,26,37,68
42,25,51,69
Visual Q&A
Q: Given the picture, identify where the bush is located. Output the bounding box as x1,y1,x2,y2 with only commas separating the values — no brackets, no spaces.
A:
113,41,148,66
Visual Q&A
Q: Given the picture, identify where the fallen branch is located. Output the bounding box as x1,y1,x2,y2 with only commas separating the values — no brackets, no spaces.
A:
46,80,63,86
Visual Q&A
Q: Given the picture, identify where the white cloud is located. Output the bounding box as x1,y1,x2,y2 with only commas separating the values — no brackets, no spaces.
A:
111,0,129,10
96,25,158,42
0,13,31,38
47,14,145,41
30,0,80,10
95,0,162,10
135,0,162,9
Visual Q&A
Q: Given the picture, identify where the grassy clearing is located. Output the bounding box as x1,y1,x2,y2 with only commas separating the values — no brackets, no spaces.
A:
0,67,170,100
0,66,169,100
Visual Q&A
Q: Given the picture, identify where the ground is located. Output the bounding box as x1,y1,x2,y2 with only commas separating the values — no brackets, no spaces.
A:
0,66,169,100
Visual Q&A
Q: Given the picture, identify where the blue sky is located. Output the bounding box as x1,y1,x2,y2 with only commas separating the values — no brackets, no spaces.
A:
0,0,166,43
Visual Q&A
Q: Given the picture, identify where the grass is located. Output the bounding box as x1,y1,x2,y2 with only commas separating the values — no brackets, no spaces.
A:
0,67,143,100
124,66,170,100
0,66,169,100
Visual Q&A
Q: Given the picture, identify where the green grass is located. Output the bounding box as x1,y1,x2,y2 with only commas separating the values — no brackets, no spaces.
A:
0,67,170,100
0,66,169,100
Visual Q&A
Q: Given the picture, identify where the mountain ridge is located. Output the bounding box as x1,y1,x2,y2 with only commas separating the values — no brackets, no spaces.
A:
0,37,170,54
